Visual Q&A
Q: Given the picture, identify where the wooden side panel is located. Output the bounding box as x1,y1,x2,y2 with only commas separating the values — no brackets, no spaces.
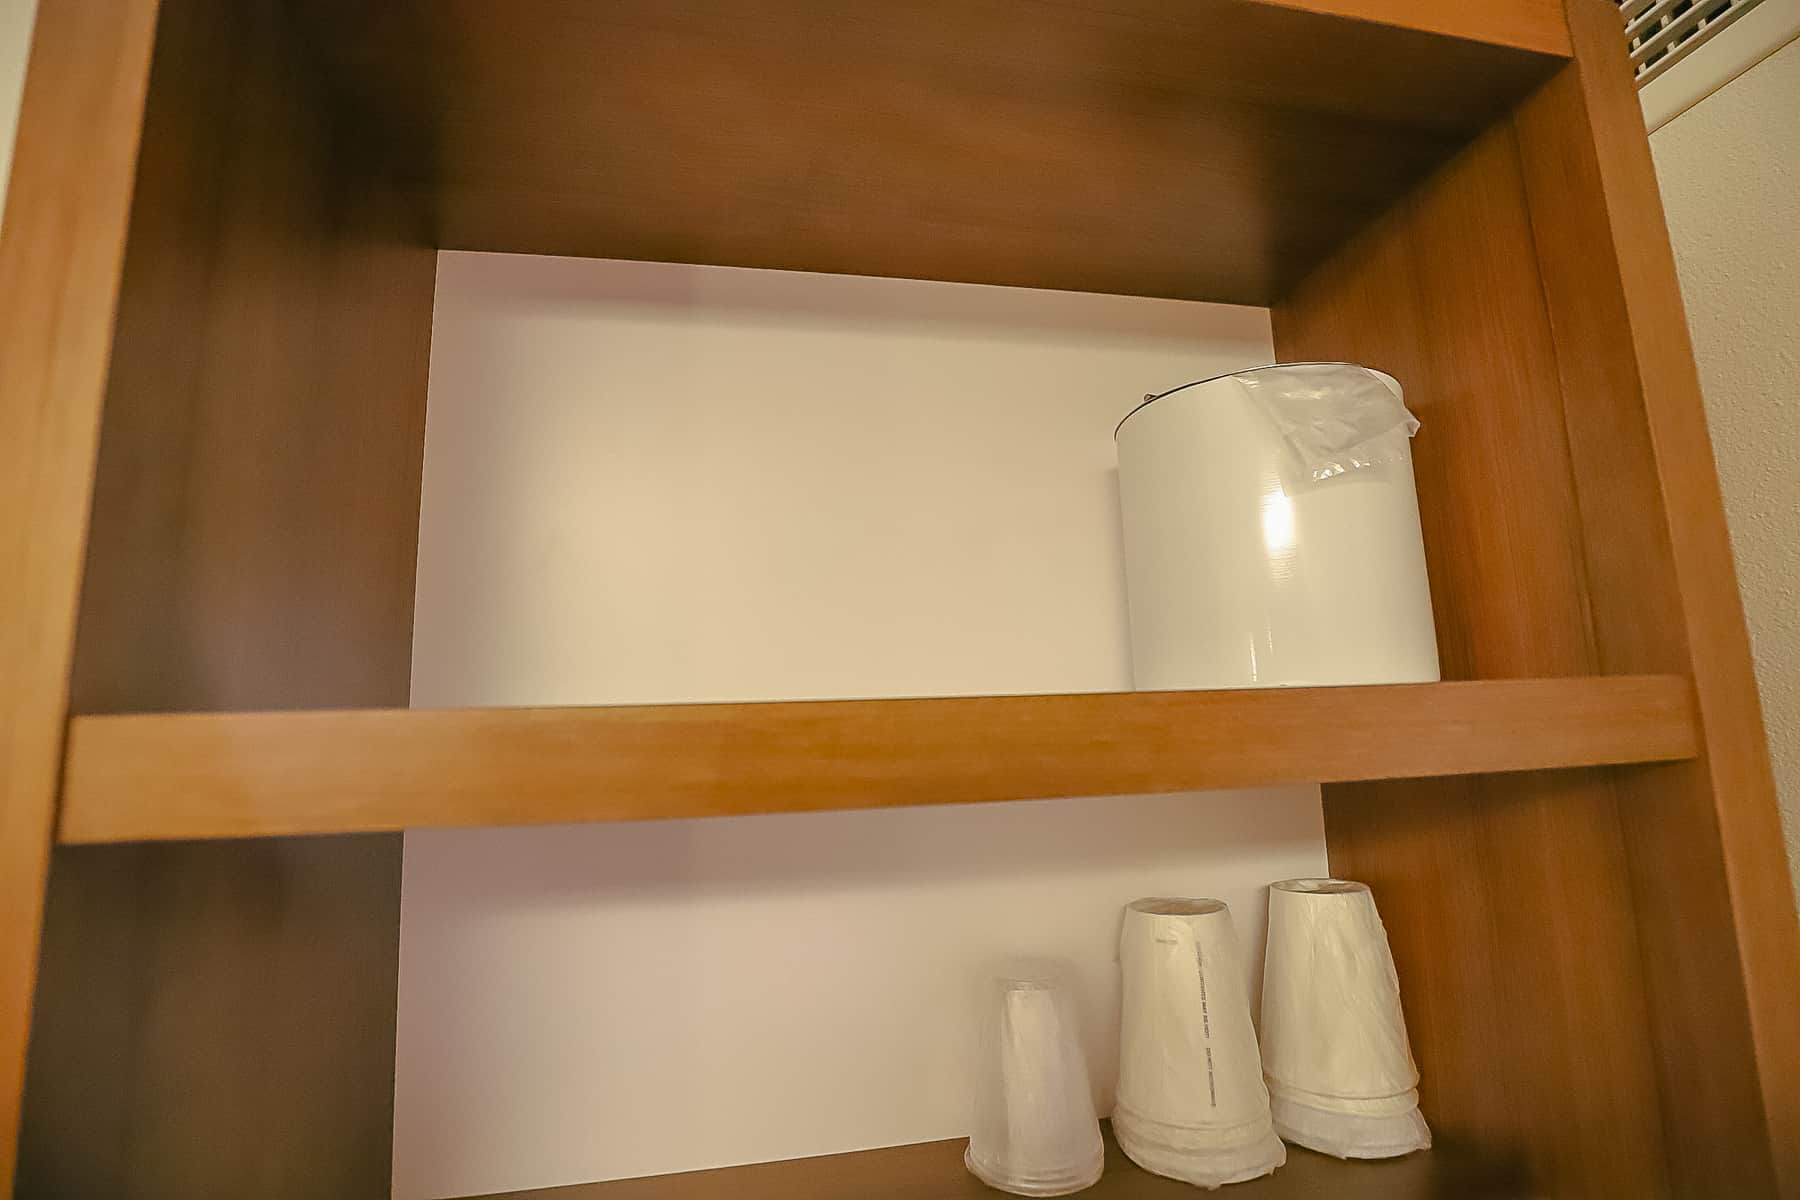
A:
16,838,402,1200
0,0,161,1188
14,0,435,1197
1513,1,1800,1194
1272,119,1669,1196
65,5,432,717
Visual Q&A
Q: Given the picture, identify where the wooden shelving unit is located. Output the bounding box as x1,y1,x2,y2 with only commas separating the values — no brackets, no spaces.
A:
59,676,1696,843
3,0,1798,1198
460,1126,1526,1200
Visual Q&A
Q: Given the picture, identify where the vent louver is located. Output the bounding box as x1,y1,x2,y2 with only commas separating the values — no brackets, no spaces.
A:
1618,0,1770,85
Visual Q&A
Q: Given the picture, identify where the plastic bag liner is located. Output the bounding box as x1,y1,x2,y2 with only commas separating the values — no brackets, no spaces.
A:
1234,363,1420,482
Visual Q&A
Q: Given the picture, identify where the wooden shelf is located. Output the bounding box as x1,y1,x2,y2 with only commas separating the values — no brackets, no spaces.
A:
58,675,1695,844
288,0,1565,304
460,1124,1529,1199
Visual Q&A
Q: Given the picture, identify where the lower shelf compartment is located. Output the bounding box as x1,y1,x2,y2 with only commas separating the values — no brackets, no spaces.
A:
57,675,1696,843
462,1123,1528,1199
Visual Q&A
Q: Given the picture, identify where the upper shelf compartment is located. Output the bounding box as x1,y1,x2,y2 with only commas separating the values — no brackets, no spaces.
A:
58,676,1693,844
291,0,1568,305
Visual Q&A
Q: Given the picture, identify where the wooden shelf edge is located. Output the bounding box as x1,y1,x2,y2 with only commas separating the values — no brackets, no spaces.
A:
454,1122,1531,1198
1246,0,1571,58
58,675,1697,845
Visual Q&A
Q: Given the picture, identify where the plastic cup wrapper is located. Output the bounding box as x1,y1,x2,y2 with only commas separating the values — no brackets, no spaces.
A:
965,964,1104,1197
1114,899,1285,1188
1260,879,1431,1159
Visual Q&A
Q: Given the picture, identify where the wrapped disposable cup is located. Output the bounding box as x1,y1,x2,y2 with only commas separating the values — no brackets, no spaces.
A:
965,965,1105,1196
1260,879,1430,1158
1114,899,1285,1188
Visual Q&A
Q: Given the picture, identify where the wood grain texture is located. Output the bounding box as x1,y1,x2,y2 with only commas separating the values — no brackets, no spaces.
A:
0,0,160,1188
15,1,434,1197
66,8,434,717
1273,117,1672,1196
1512,1,1800,1194
288,0,1561,306
462,1124,1531,1200
15,837,403,1200
1249,0,1568,54
58,677,1695,843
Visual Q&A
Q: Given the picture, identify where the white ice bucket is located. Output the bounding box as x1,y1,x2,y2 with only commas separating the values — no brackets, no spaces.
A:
1115,362,1439,690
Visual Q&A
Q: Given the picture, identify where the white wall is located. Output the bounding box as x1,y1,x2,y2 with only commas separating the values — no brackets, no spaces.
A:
1651,33,1800,902
398,253,1326,1198
0,0,38,219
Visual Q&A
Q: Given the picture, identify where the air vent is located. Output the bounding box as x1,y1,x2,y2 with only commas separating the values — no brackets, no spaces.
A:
1619,0,1770,85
